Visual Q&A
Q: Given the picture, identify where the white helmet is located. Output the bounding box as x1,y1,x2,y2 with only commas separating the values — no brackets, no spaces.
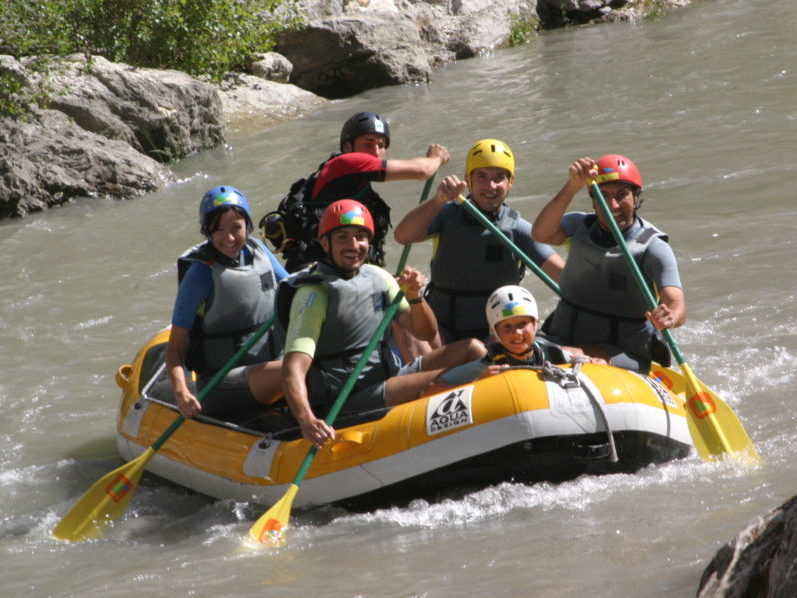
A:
485,285,538,336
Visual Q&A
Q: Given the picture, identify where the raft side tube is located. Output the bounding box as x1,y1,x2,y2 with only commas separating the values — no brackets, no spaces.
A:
114,329,694,509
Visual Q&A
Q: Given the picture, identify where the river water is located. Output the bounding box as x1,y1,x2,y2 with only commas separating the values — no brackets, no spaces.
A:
2,0,796,595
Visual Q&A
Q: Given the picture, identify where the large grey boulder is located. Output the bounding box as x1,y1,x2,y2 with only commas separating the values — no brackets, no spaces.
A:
278,0,540,98
277,15,433,99
284,0,691,94
219,73,326,134
45,54,224,163
697,495,797,598
536,0,691,27
0,110,173,218
0,54,222,217
0,54,324,218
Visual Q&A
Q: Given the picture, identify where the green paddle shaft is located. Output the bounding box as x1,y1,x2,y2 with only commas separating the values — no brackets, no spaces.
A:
288,291,405,487
53,314,278,541
152,314,277,450
587,183,686,363
589,180,764,462
455,195,561,295
394,175,436,276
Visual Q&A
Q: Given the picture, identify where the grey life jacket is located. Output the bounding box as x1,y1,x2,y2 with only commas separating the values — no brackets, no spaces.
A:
426,202,528,341
547,215,668,363
430,202,526,293
177,239,281,374
276,262,398,405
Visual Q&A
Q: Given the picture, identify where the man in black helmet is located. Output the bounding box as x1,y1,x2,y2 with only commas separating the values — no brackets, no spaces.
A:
260,111,450,273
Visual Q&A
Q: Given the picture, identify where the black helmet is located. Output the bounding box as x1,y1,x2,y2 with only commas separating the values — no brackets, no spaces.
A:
339,111,390,151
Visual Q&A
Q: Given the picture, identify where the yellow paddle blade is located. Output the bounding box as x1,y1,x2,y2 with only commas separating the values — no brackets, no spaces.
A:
652,365,762,465
52,448,155,542
247,484,299,546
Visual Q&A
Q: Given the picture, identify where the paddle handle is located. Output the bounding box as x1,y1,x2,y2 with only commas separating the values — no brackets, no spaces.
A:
152,314,276,451
394,175,436,276
455,195,561,296
290,292,406,486
588,182,686,365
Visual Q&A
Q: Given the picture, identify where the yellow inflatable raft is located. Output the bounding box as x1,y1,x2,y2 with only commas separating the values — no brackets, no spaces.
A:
115,328,693,510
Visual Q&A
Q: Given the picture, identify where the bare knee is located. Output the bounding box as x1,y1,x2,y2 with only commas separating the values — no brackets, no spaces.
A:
454,337,487,361
440,337,486,367
248,360,283,404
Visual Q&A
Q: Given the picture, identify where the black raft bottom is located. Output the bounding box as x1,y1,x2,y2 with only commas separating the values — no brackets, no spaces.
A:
333,431,691,512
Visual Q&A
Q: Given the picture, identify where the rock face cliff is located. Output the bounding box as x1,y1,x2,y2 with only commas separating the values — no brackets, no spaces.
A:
0,54,322,218
0,0,690,219
697,495,797,598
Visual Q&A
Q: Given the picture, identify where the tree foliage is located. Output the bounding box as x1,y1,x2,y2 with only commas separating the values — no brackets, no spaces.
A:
0,0,301,81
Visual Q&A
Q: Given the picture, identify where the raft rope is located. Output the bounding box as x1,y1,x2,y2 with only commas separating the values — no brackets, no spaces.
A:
138,362,166,406
541,360,619,463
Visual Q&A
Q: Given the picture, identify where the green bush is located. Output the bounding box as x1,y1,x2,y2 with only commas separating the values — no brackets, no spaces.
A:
509,13,539,47
0,0,300,117
0,0,300,80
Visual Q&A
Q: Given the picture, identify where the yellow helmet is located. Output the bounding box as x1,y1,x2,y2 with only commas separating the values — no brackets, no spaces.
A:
465,139,515,185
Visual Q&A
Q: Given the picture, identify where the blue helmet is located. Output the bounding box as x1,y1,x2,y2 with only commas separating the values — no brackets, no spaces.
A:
198,186,252,235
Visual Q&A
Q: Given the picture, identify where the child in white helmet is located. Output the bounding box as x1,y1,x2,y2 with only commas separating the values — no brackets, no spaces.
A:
482,285,571,366
437,285,603,385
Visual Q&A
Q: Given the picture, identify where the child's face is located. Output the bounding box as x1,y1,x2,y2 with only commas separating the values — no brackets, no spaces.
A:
495,315,537,356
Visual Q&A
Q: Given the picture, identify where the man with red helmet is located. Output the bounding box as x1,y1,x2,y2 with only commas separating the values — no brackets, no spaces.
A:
532,155,686,373
276,199,485,447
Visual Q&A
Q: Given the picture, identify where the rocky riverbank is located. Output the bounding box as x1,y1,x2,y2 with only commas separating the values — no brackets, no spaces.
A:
697,494,797,598
0,0,690,218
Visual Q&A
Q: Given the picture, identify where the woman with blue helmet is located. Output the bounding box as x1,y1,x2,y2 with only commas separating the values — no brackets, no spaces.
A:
165,185,289,420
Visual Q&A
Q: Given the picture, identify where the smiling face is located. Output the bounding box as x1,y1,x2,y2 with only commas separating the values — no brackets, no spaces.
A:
469,166,513,212
494,315,537,358
320,225,371,273
209,208,248,259
592,182,640,232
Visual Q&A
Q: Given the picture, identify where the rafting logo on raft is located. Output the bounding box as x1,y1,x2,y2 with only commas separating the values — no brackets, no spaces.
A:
426,386,474,435
639,374,677,409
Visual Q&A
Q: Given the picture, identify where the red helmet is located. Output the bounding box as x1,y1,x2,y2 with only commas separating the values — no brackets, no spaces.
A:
317,199,375,239
595,154,642,189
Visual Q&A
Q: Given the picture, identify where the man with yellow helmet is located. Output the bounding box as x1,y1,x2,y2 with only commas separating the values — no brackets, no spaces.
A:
394,139,564,343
